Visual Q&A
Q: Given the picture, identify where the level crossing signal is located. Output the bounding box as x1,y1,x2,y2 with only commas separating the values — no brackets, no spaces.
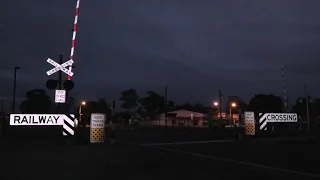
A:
45,58,75,90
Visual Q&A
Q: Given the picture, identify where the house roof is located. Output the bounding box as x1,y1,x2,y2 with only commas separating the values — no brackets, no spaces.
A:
168,109,204,114
160,109,205,118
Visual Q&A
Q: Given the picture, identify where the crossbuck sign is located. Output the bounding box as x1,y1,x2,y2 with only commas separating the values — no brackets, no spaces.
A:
46,58,74,76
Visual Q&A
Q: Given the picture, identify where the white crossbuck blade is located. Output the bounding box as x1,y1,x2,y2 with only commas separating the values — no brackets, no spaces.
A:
46,58,74,76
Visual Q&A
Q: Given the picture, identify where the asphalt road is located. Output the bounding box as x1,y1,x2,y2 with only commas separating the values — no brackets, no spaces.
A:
1,137,319,180
115,126,238,143
2,126,320,180
157,140,320,175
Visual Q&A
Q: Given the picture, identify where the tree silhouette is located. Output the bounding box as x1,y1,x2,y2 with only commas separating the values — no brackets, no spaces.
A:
248,94,283,113
171,103,209,113
167,100,174,111
192,103,208,113
136,106,147,118
19,89,53,113
140,91,165,119
290,97,315,117
313,98,320,117
96,98,110,114
119,89,139,115
225,96,247,114
76,98,111,125
173,103,193,111
63,96,77,113
97,98,112,123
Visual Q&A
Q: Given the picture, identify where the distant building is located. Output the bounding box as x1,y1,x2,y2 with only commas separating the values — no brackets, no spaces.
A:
160,109,205,119
142,110,206,127
139,109,241,127
214,112,239,121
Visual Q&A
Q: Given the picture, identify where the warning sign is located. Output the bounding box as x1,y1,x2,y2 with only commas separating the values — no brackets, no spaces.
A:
90,113,105,143
244,111,255,135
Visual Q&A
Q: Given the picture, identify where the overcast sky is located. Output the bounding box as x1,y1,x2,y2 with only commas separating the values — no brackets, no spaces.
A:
1,0,320,106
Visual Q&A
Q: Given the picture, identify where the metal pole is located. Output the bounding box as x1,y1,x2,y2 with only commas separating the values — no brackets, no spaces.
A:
65,90,69,112
1,99,3,113
57,55,63,112
305,83,310,133
229,108,232,125
78,105,82,127
111,101,115,125
110,107,113,125
58,54,63,90
165,85,168,126
219,90,222,120
12,67,20,113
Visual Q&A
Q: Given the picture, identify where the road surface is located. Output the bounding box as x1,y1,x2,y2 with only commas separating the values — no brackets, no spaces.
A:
1,138,319,180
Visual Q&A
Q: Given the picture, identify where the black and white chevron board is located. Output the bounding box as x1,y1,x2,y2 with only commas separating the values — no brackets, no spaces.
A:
9,114,75,136
62,114,75,136
258,113,298,130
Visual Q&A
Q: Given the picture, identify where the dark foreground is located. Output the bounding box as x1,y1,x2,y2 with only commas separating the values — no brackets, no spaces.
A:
1,140,319,180
0,125,320,180
1,127,320,180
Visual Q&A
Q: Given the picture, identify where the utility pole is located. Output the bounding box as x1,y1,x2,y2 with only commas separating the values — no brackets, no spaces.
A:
1,99,3,113
281,65,288,131
219,89,222,120
58,54,63,90
111,101,116,124
58,54,63,112
305,83,310,133
12,66,20,113
165,85,168,126
281,65,288,112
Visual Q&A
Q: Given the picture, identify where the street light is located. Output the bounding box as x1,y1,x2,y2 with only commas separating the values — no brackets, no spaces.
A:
213,101,219,106
212,101,219,119
229,102,237,125
12,66,20,113
79,101,86,128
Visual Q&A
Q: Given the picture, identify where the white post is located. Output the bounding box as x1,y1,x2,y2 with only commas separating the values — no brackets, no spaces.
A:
78,106,82,127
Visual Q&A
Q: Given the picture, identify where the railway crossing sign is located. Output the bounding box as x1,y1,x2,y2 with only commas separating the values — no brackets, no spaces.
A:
258,113,298,130
10,114,75,136
46,58,74,76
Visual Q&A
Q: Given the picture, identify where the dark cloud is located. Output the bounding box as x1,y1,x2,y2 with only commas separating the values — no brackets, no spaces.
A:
1,0,320,106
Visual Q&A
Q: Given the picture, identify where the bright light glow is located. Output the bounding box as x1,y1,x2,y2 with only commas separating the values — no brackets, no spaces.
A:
231,102,236,107
213,102,219,106
81,101,86,105
75,118,78,127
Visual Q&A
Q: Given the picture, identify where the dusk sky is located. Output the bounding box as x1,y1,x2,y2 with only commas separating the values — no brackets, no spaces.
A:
1,0,320,106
